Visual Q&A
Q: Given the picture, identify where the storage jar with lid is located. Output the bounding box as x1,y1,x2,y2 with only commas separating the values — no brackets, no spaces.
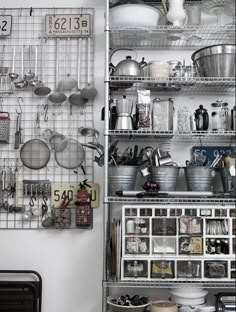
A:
178,107,191,131
211,100,229,131
152,98,174,131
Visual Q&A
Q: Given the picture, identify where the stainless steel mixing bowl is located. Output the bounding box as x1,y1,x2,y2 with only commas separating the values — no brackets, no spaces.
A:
191,44,235,78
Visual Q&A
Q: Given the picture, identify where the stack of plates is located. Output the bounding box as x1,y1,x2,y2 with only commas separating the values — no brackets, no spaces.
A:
197,306,215,312
169,288,208,306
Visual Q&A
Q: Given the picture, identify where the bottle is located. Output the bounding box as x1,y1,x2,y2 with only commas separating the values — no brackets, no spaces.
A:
126,219,135,234
209,239,216,254
194,105,209,131
223,239,229,254
231,105,236,130
109,99,118,130
215,239,221,254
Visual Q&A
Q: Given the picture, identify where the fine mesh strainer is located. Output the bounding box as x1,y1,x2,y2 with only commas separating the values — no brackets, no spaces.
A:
20,138,51,170
55,138,85,169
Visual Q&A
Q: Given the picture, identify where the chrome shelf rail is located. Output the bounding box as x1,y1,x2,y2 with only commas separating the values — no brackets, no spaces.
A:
110,25,235,49
103,280,236,289
105,196,236,205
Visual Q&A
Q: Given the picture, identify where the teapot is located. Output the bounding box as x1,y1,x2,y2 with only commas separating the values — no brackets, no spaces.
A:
194,104,209,131
109,48,147,77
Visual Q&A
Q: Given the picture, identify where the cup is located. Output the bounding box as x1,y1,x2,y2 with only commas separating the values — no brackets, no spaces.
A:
186,4,202,25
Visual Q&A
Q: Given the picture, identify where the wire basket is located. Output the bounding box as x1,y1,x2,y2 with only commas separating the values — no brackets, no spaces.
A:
0,112,10,143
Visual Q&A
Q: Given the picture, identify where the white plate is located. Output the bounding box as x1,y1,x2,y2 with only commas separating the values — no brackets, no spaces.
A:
169,288,208,298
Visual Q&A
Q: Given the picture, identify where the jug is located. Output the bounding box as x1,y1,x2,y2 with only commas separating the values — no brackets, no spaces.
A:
109,48,147,77
166,0,188,27
194,104,209,131
115,95,134,130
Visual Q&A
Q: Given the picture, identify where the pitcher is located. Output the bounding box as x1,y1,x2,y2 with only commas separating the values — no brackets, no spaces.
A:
166,0,187,27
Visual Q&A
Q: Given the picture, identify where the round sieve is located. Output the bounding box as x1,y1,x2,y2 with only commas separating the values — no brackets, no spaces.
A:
49,133,67,152
55,138,85,169
20,139,51,170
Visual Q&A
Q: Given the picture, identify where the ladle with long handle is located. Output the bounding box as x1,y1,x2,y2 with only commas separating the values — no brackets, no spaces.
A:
48,38,67,104
9,46,19,81
24,45,35,81
34,38,51,96
68,38,88,111
29,46,41,87
14,46,28,89
81,37,97,100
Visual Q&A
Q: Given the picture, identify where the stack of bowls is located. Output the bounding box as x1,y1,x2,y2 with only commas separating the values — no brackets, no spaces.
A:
169,288,208,307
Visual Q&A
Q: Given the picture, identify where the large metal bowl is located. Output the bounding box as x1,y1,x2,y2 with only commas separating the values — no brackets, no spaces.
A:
191,44,235,77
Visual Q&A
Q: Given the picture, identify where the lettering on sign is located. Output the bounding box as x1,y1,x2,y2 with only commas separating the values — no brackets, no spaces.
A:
0,16,12,36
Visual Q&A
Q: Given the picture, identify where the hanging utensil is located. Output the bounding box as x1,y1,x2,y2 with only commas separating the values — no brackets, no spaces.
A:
34,38,51,96
48,38,67,104
29,46,41,87
0,45,8,74
81,37,97,100
68,38,88,109
14,46,28,89
57,38,77,92
8,46,19,81
24,45,35,81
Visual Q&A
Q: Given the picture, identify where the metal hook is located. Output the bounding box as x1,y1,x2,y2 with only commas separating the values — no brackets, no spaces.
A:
29,195,36,207
16,97,23,113
44,104,48,122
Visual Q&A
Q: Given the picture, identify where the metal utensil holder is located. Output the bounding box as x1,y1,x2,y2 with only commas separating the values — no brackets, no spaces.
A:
0,112,10,143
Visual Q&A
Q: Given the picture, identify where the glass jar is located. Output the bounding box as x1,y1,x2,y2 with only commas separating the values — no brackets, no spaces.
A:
178,107,191,131
211,100,229,131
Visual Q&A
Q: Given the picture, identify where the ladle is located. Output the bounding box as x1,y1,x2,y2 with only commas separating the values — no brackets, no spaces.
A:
0,45,8,75
14,46,28,89
48,38,67,104
8,46,19,81
29,46,41,87
81,37,98,100
68,38,88,110
24,45,35,81
57,38,77,92
34,39,51,96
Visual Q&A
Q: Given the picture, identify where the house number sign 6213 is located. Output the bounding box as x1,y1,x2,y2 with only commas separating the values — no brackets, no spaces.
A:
0,16,12,36
45,14,91,37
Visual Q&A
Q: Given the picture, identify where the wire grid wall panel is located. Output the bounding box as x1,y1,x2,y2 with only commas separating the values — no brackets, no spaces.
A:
0,8,96,229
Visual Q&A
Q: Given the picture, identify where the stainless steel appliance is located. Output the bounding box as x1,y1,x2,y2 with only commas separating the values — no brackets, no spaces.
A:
215,293,236,312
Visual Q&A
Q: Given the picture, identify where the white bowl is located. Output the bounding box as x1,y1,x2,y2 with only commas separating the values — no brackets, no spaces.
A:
170,295,205,306
109,4,161,27
169,288,208,299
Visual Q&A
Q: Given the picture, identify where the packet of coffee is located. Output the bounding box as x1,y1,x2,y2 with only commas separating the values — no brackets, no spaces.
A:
136,90,152,130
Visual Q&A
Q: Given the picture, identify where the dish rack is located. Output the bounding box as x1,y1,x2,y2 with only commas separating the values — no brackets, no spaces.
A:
0,270,42,312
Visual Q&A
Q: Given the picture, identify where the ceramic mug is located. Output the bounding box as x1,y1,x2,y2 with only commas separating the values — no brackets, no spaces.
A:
151,300,177,312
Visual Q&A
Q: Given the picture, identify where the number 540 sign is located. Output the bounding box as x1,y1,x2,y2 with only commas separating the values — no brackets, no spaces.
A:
45,14,91,37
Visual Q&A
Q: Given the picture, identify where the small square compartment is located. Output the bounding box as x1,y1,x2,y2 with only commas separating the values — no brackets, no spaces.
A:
140,208,152,217
204,261,228,278
152,218,176,236
184,209,197,216
170,209,182,216
125,218,149,235
177,261,201,278
232,219,236,235
179,237,203,255
155,209,167,216
200,209,212,217
151,260,175,279
205,219,229,235
123,260,148,278
179,216,202,235
125,237,149,255
152,237,176,254
215,209,227,217
125,208,137,217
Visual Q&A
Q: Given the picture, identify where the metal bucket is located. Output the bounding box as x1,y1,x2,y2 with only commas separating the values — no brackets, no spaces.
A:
109,166,138,196
150,166,180,191
184,167,215,192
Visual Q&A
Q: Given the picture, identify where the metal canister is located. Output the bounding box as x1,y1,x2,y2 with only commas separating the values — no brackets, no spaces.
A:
167,60,182,77
231,105,236,130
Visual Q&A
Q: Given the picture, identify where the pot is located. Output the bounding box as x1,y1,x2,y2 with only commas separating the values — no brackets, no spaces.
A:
191,44,236,77
109,4,162,27
151,301,177,312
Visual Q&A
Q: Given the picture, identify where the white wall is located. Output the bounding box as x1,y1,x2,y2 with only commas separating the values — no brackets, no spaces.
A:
0,1,105,311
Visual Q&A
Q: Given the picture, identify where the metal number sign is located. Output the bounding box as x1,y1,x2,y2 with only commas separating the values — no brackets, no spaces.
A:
51,183,100,208
45,14,91,37
192,146,235,166
0,16,12,36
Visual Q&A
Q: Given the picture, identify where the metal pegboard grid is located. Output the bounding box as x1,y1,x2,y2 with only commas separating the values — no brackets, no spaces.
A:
0,7,97,229
109,25,235,49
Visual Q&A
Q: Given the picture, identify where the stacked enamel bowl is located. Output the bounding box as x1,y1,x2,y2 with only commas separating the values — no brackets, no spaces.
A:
169,288,208,311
